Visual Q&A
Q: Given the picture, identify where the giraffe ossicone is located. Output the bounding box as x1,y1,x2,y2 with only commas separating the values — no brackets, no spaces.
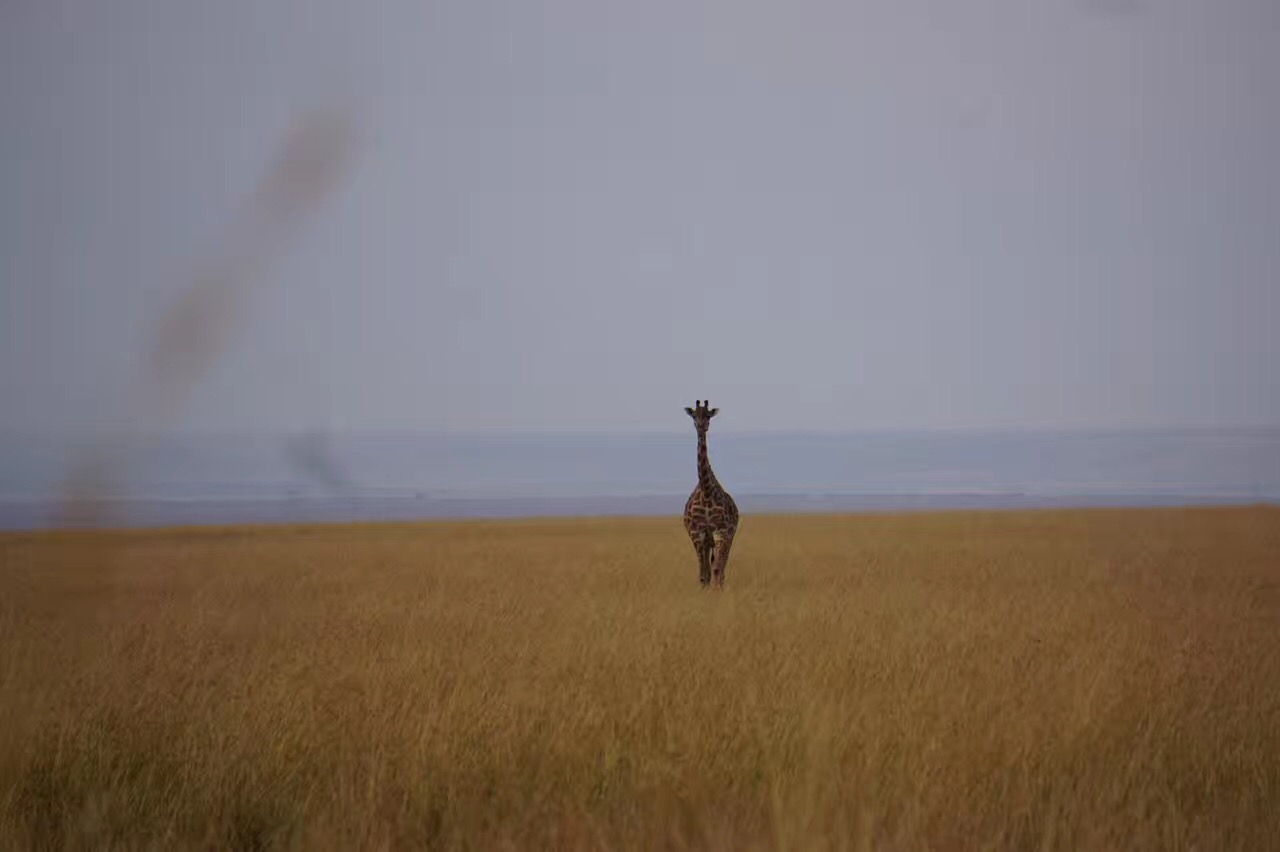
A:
682,399,740,589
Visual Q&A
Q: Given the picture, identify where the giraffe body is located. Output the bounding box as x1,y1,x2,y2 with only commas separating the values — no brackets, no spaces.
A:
682,400,739,589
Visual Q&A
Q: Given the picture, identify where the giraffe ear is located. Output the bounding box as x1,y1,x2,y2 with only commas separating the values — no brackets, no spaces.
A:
709,408,719,418
685,407,695,417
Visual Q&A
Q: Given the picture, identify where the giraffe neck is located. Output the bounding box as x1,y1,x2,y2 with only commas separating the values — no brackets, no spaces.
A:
696,429,719,489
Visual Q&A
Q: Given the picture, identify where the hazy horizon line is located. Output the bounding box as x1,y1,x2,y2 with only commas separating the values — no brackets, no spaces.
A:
6,423,1280,442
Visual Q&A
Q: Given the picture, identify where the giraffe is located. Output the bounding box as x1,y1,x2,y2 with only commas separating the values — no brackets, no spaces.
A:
683,400,740,589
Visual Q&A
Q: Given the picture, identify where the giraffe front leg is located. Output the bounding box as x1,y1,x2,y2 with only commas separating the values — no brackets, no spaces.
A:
711,531,734,589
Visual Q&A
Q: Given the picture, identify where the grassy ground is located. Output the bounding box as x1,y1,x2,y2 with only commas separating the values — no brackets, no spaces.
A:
1,507,1278,850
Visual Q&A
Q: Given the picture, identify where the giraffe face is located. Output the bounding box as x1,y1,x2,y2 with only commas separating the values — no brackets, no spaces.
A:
685,400,719,432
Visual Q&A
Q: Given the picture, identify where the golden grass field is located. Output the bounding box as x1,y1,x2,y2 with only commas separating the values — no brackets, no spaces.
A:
2,507,1278,851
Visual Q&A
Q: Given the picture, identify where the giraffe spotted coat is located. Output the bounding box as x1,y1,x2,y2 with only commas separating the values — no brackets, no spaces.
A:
682,400,739,588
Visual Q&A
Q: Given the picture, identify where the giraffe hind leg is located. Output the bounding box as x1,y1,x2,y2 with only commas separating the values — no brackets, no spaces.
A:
698,532,713,587
711,530,735,589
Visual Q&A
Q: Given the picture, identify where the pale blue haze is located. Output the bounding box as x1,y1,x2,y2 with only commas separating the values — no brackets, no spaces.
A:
1,1,1278,526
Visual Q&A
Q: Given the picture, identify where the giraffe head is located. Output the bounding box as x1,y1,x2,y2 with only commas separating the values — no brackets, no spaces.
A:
684,400,719,433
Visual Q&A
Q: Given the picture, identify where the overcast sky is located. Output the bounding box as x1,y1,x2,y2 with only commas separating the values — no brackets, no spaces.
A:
2,0,1277,436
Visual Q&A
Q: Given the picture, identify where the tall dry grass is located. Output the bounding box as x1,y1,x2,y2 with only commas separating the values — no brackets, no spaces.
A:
2,507,1278,850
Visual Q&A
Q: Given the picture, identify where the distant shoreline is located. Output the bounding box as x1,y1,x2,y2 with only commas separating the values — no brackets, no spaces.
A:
4,428,1278,530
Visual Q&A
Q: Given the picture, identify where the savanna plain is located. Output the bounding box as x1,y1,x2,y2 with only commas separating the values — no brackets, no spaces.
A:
2,507,1279,851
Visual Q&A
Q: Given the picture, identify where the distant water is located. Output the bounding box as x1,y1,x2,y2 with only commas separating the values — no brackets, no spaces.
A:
2,429,1277,530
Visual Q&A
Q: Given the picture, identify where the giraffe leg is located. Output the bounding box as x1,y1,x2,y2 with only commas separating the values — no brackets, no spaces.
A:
698,534,713,587
711,530,735,589
689,531,712,587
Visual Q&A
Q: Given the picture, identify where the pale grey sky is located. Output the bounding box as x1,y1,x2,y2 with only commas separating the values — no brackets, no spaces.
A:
2,0,1277,436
